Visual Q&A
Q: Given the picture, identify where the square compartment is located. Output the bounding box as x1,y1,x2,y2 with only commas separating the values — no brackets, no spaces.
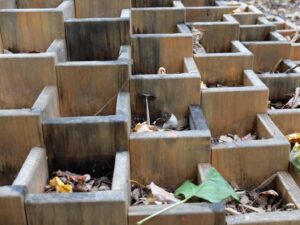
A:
0,147,47,225
199,163,300,225
0,1,74,52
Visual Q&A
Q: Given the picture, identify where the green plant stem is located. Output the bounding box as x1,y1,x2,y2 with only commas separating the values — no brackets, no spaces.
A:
137,198,189,225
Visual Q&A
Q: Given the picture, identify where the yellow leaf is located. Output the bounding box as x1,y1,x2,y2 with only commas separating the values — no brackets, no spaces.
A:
49,176,73,193
286,133,300,144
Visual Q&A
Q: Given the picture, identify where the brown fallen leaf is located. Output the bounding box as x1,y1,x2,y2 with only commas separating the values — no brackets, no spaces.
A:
260,190,279,197
157,67,166,74
284,87,300,109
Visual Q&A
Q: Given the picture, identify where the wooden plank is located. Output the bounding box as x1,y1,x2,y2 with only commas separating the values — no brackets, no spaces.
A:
197,163,212,184
239,25,276,42
0,110,43,186
0,0,16,8
13,147,48,194
132,0,173,7
189,105,210,131
129,203,225,225
16,0,63,8
186,7,235,22
0,10,65,52
182,0,215,6
132,34,192,74
42,115,129,175
131,8,184,34
227,210,300,225
130,73,200,120
0,186,27,225
56,60,129,117
26,191,127,225
0,54,57,109
130,131,211,189
65,18,129,61
269,109,300,135
75,0,130,18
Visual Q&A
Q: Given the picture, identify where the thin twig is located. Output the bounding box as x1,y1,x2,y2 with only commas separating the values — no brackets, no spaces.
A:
284,64,300,73
94,79,129,116
271,58,283,73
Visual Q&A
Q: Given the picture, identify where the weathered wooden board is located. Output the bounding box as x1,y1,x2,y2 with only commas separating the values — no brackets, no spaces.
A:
25,151,130,225
0,53,57,109
186,6,235,22
0,5,74,52
131,7,184,34
132,33,192,74
42,92,130,174
130,105,211,189
129,203,225,225
194,41,253,84
188,16,239,53
75,0,130,18
0,0,15,8
132,0,173,8
181,0,215,6
65,18,129,61
0,186,26,225
201,70,268,136
211,114,290,189
56,47,130,117
16,0,63,8
243,33,291,73
130,72,200,120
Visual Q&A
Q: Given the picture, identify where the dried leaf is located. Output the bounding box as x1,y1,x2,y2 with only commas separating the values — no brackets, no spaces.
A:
260,189,279,197
286,133,300,144
157,67,166,74
285,87,300,108
49,176,73,193
148,182,180,204
134,122,159,132
233,6,247,14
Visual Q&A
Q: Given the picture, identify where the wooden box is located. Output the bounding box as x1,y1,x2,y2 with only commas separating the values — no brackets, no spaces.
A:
277,29,300,60
0,39,65,109
229,15,276,41
210,114,290,189
25,147,130,225
132,24,193,74
0,147,47,225
194,41,253,85
199,163,300,225
0,0,74,53
131,1,185,34
0,86,59,194
201,70,269,137
243,32,291,73
75,0,130,18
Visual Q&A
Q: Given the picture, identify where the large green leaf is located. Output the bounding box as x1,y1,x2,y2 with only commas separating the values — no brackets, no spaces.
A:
291,144,300,175
175,167,239,203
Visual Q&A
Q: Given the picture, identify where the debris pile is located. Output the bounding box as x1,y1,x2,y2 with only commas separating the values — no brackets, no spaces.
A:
212,133,257,144
45,170,111,193
269,87,300,109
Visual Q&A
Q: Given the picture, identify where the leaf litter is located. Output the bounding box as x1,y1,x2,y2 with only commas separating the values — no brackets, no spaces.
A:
45,170,111,193
212,133,258,144
269,87,300,109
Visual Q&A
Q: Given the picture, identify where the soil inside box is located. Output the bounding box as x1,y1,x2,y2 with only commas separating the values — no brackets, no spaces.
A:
132,113,190,132
226,174,297,215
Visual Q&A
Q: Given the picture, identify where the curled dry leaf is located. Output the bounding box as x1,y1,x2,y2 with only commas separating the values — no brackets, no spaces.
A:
286,133,300,144
157,67,166,74
232,6,247,14
134,122,160,132
191,27,206,54
285,87,300,109
260,190,279,197
148,182,180,204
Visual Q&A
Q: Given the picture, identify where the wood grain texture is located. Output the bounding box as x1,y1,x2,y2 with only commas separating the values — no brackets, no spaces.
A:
186,7,235,22
211,115,290,189
131,8,184,34
56,47,130,117
0,186,26,225
26,191,128,225
227,210,300,225
130,130,211,189
132,0,173,7
189,21,240,53
239,25,276,41
243,41,291,73
130,73,200,120
0,110,43,186
132,34,192,74
0,10,65,52
181,0,215,6
16,0,63,8
201,71,268,136
194,41,253,85
0,53,57,109
65,18,129,61
75,0,130,18
0,0,15,8
129,203,225,225
13,147,48,194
